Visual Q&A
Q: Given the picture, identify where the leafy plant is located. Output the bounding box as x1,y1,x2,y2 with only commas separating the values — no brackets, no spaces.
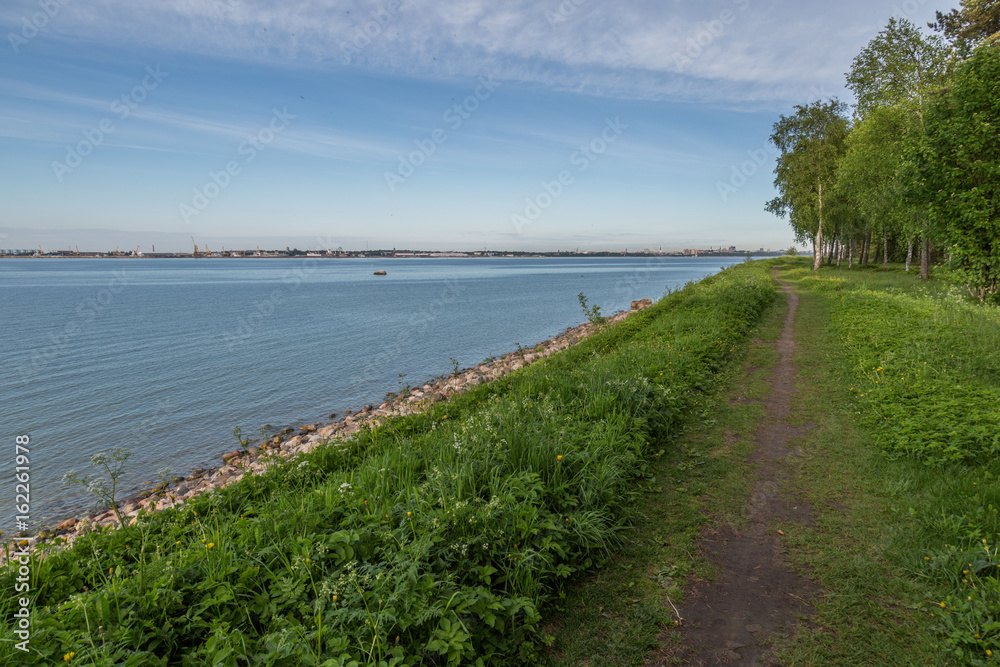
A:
233,425,252,455
578,292,607,327
62,447,135,533
3,262,778,665
793,261,1000,661
910,44,1000,302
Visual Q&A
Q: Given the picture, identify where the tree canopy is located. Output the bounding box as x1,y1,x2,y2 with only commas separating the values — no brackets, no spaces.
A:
910,45,1000,301
765,8,1000,295
846,17,950,119
930,0,1000,48
766,100,849,271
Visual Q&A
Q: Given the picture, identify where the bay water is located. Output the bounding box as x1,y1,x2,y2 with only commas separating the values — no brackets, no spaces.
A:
1,256,742,531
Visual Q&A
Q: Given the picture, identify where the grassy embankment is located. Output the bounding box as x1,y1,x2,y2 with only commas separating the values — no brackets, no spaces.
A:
550,257,1000,666
774,260,1000,666
0,261,776,665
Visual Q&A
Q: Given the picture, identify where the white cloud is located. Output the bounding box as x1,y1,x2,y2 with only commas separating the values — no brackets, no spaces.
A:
0,0,958,104
0,78,399,162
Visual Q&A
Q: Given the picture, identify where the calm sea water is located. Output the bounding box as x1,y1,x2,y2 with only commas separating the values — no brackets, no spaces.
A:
0,256,742,531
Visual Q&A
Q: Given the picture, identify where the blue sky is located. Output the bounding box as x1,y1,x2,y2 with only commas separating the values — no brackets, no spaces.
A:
0,0,954,252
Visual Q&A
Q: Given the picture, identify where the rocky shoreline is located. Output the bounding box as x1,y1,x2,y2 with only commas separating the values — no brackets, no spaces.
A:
8,299,653,558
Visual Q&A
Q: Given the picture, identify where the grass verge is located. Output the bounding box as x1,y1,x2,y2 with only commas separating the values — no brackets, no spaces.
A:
0,261,776,666
550,257,1000,666
543,276,790,666
770,259,1000,666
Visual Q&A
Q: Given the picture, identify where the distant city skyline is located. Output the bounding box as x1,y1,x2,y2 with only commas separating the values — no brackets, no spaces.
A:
0,226,800,255
0,1,956,252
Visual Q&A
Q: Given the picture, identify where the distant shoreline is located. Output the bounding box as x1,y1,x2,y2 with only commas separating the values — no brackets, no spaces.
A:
0,251,784,259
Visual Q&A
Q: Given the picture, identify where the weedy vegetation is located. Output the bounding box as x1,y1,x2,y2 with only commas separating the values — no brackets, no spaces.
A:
776,258,1000,665
0,262,776,666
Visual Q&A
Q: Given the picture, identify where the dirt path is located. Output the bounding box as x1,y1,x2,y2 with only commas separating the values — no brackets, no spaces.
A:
648,270,818,666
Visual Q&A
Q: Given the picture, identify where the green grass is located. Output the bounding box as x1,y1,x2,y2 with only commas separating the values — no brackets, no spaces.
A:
543,287,789,666
770,258,1000,666
0,261,777,666
23,257,993,665
547,257,1000,666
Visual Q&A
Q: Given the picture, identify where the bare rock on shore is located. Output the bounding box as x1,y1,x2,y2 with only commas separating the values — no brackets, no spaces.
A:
10,296,657,565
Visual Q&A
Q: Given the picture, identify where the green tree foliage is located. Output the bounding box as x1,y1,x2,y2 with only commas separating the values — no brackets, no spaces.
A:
845,17,951,278
766,100,850,271
910,45,1000,302
846,17,951,120
930,0,1000,49
836,106,920,269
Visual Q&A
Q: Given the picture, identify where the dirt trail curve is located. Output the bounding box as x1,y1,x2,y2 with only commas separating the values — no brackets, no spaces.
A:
649,269,818,666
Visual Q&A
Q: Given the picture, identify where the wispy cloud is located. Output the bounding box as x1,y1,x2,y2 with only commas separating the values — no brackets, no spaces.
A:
0,79,399,162
0,0,947,104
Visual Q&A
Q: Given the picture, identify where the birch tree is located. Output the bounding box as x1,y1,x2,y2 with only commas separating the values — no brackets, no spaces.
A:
766,100,849,271
836,106,922,270
845,17,950,279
